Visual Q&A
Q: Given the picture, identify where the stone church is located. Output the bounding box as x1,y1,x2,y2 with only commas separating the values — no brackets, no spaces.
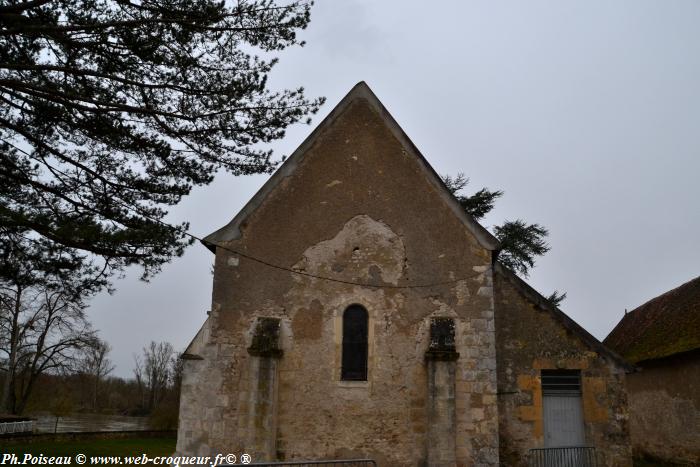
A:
176,83,633,467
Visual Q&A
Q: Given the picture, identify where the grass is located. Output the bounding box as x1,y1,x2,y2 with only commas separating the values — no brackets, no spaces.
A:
0,437,176,458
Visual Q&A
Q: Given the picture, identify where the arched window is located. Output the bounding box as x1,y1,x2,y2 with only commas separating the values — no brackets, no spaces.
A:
341,305,368,381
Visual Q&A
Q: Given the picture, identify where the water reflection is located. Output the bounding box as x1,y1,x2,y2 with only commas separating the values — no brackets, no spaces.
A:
30,413,150,433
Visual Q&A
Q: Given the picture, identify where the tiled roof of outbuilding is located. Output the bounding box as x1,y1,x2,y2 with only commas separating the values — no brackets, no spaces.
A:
604,276,700,364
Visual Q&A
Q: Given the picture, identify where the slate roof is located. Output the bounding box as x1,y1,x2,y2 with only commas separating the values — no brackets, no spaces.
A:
604,276,700,364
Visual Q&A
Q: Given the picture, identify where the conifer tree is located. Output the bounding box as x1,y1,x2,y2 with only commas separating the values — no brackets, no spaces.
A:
442,173,566,305
0,0,323,284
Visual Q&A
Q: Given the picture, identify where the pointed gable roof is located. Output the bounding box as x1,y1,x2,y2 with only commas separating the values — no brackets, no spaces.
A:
202,82,500,252
604,275,700,364
494,262,633,371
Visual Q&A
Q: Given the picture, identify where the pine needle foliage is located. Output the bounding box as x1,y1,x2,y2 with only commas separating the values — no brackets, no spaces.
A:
442,172,564,304
0,0,324,285
546,290,567,308
441,173,503,220
493,220,550,277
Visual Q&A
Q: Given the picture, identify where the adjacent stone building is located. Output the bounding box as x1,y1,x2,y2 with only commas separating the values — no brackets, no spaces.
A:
605,276,700,465
177,82,633,467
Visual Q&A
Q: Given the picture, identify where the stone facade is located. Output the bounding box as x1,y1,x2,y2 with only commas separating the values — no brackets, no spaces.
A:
493,264,632,467
604,276,699,465
176,83,632,467
626,350,699,464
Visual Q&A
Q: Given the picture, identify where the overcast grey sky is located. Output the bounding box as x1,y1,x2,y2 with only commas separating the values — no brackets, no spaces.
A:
88,0,700,377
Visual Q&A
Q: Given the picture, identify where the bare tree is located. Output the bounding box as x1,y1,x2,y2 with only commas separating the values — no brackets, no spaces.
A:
81,339,115,411
0,282,96,414
133,341,173,413
146,341,174,412
132,354,146,412
0,228,106,414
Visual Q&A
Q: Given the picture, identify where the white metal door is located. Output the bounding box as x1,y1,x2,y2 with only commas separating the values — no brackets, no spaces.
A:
543,394,585,448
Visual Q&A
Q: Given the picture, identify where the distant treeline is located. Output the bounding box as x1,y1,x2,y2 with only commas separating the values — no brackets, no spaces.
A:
0,341,182,430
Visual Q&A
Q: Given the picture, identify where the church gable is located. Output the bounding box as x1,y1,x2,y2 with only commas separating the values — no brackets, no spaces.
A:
202,82,503,314
181,83,503,466
203,81,498,256
176,83,633,467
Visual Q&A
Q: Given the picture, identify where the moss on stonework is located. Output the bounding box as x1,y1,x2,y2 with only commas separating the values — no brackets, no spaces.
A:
248,317,283,358
626,334,700,364
429,317,456,351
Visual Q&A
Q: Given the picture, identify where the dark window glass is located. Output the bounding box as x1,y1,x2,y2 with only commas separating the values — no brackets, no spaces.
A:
541,369,582,395
341,305,368,381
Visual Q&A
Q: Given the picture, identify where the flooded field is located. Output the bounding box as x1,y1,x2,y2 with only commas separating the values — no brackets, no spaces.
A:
30,412,150,433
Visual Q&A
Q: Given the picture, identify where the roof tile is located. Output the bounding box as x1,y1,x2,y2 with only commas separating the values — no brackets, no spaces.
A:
604,276,700,363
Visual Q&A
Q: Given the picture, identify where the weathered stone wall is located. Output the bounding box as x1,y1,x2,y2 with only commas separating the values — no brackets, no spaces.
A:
626,349,699,464
493,269,632,467
177,97,500,466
